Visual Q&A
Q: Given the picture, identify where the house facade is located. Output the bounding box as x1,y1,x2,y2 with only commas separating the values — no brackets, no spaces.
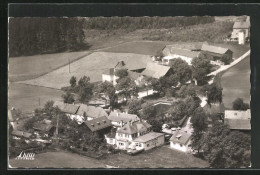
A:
170,130,192,153
231,17,250,40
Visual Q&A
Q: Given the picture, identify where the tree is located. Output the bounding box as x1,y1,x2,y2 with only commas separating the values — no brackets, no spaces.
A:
77,76,94,103
169,58,192,84
115,69,128,79
232,98,250,111
116,76,137,99
190,107,208,153
62,91,75,104
201,122,251,168
70,76,77,88
191,55,212,86
127,99,143,115
220,54,232,65
97,81,117,109
141,103,155,120
204,83,223,104
148,119,162,132
168,101,187,121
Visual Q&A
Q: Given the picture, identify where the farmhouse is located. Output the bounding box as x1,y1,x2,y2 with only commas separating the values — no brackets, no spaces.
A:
53,101,79,115
141,62,172,79
231,17,250,40
224,109,251,131
201,44,233,64
33,119,56,137
162,46,200,65
102,61,145,85
130,132,165,151
170,130,192,153
108,111,140,127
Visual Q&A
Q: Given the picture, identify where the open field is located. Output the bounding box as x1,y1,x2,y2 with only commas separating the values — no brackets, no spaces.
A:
8,83,63,113
9,51,90,82
102,41,166,55
19,52,153,89
9,146,209,168
221,55,250,109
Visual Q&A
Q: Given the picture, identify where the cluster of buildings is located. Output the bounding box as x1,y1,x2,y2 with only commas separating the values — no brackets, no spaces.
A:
230,16,250,45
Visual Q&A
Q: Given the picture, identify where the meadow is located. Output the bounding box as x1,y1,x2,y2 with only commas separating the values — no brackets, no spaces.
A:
221,55,250,109
9,51,90,82
9,146,209,168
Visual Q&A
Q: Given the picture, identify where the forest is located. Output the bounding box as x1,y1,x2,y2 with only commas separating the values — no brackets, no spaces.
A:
9,16,215,57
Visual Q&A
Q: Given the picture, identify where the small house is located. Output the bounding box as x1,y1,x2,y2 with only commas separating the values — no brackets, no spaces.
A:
33,120,56,137
141,62,172,79
130,132,165,151
231,17,250,40
170,130,192,153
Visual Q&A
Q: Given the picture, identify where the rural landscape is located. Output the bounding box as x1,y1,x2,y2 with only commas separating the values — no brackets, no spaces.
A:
8,16,251,169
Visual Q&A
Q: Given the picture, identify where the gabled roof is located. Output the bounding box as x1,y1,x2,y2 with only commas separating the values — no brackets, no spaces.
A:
133,132,164,143
170,130,191,145
233,21,250,29
224,109,251,130
76,104,108,118
53,101,80,114
84,116,112,132
142,63,171,79
102,68,115,75
170,47,200,58
117,120,152,134
201,44,230,55
108,111,140,123
11,130,32,138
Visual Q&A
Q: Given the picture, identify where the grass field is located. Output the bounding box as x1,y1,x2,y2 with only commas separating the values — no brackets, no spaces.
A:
221,55,250,109
102,41,166,55
8,83,63,113
19,52,153,89
9,51,90,82
9,146,209,168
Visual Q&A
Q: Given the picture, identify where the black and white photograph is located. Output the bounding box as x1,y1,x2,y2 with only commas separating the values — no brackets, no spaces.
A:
8,6,252,169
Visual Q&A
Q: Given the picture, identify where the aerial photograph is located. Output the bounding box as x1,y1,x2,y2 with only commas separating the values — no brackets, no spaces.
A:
8,16,251,168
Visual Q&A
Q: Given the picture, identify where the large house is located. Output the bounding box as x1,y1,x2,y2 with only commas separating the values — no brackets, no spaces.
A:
162,46,200,65
108,111,140,127
201,44,233,64
105,120,164,151
224,109,251,131
170,130,192,153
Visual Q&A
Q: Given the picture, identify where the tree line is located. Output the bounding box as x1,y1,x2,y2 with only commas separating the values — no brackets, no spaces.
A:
9,17,89,57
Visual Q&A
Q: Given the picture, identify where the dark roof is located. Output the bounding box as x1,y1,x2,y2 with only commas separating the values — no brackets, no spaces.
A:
84,116,112,132
142,63,171,79
203,103,225,115
108,111,140,123
170,130,191,145
76,104,108,118
133,132,164,143
114,61,126,69
11,130,32,138
201,44,230,55
33,122,54,132
170,47,200,58
225,118,251,130
233,21,250,29
102,68,115,75
53,101,80,114
117,120,152,134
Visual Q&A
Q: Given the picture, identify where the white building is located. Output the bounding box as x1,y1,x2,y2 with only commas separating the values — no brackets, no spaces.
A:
170,130,192,153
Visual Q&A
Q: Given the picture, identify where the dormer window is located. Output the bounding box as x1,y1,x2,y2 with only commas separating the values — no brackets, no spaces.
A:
103,120,106,123
91,124,94,127
97,122,100,125
176,134,182,140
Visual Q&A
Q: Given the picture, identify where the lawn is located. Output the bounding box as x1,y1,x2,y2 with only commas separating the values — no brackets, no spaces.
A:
102,41,166,55
8,83,63,113
20,52,153,89
9,51,90,82
9,146,209,168
220,55,250,109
